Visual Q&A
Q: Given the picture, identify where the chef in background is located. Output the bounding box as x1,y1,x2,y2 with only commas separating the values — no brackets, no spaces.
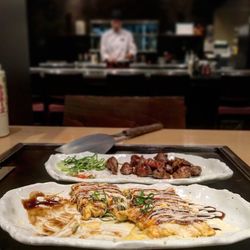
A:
100,10,137,63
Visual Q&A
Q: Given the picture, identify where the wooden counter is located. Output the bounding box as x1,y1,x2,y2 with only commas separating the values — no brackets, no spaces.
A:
0,126,250,166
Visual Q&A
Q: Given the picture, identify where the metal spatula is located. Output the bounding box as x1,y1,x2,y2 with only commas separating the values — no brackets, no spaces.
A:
55,123,163,154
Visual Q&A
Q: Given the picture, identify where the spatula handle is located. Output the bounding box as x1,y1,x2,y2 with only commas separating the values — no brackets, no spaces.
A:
122,123,164,138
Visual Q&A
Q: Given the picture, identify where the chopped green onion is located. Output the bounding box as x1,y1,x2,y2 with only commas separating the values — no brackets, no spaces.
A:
133,191,155,214
57,154,106,176
90,190,108,203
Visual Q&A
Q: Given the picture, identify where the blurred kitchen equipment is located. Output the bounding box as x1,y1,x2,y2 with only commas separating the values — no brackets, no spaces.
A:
75,20,86,35
157,57,165,66
187,51,195,76
200,61,212,76
39,61,71,68
139,54,146,63
204,25,214,58
164,52,173,64
55,123,163,154
214,40,231,58
176,23,194,36
106,60,131,68
194,24,205,36
0,66,9,137
90,53,98,64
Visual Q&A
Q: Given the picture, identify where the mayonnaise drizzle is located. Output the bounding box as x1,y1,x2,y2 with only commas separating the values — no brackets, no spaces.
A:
130,188,225,225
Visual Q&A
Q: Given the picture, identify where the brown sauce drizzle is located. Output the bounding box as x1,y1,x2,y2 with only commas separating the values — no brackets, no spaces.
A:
22,192,61,210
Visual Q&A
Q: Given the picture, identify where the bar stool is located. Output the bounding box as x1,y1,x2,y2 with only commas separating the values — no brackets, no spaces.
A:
218,76,250,129
32,99,64,125
36,73,84,125
218,97,250,129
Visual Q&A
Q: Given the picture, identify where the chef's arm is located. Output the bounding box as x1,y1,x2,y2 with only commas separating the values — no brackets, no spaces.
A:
100,35,110,62
127,33,137,60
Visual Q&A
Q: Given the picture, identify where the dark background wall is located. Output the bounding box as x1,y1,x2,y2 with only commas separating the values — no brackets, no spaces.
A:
27,0,226,33
27,0,227,65
214,0,250,43
0,0,32,125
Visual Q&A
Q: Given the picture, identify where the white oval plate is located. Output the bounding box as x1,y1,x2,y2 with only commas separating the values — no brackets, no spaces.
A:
45,152,233,184
0,182,250,249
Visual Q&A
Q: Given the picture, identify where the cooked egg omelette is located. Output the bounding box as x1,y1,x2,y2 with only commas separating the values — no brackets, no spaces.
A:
22,183,228,240
70,183,128,221
125,188,220,238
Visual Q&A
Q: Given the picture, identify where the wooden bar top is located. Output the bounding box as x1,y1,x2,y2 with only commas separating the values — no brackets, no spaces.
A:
0,126,250,166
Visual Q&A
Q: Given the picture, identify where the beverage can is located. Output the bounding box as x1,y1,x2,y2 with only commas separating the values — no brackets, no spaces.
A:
0,67,9,137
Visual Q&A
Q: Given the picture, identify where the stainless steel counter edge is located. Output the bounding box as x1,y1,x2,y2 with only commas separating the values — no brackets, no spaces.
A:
30,67,250,78
39,62,188,69
30,67,189,78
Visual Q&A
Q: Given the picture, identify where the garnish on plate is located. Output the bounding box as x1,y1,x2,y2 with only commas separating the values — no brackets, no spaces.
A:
57,154,105,178
133,191,155,214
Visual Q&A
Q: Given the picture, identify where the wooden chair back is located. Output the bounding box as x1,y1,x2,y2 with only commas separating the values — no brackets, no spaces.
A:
64,95,186,128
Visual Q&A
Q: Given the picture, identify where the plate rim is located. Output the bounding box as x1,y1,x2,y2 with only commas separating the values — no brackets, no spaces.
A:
1,182,250,249
45,152,234,184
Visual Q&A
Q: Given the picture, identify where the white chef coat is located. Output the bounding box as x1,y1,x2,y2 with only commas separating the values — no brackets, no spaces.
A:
100,29,137,62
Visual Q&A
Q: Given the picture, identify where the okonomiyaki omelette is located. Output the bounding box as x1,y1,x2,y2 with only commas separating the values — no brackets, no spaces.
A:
20,183,231,240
